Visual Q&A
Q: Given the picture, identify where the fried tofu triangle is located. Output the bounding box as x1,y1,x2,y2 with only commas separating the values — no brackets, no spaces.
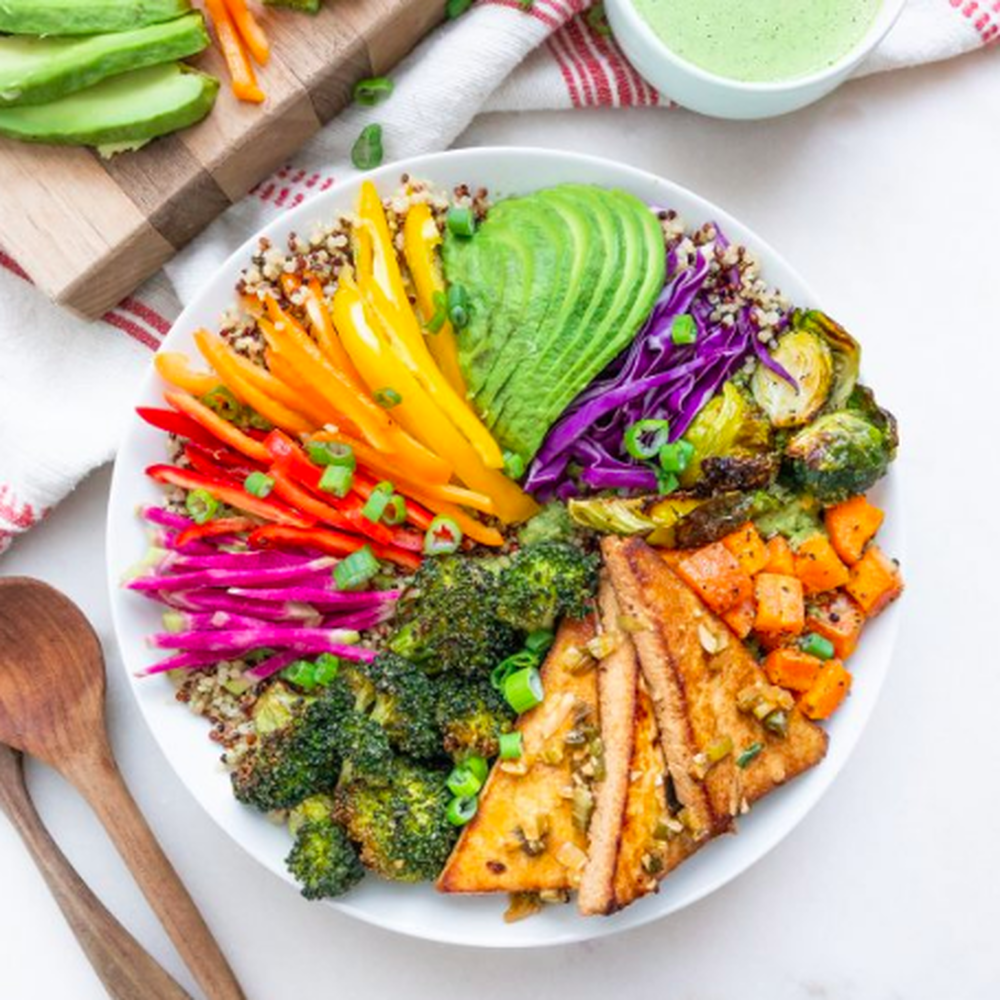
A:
436,616,600,895
601,536,828,842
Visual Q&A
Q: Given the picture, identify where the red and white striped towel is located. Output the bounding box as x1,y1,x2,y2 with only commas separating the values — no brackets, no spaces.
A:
0,0,993,553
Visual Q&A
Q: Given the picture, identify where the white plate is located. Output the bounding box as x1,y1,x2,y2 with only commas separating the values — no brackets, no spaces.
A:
106,147,904,948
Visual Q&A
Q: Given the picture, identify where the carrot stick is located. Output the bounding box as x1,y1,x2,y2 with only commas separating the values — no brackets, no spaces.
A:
164,389,271,463
154,352,221,396
223,0,270,66
204,0,265,103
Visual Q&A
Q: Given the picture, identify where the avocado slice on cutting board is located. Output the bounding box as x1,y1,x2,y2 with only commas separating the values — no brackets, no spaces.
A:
0,62,219,147
0,0,191,35
0,13,210,108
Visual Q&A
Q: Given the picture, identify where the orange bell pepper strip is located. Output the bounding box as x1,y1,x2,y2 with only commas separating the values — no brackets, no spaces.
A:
301,278,365,385
402,201,468,397
192,329,314,434
264,348,343,427
222,0,270,66
257,302,394,452
154,352,221,396
163,389,270,463
360,276,505,469
332,277,537,524
204,0,264,103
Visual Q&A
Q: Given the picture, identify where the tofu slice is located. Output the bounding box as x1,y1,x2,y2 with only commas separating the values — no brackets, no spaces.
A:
601,536,829,840
436,616,600,895
577,576,638,916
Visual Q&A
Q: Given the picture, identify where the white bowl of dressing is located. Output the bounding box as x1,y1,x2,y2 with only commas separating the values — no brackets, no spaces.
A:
605,0,908,120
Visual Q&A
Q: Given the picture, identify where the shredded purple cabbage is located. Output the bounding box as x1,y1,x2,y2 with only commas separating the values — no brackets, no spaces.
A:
525,228,790,500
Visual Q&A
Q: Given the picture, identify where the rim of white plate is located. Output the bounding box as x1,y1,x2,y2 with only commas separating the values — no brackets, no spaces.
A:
106,147,904,949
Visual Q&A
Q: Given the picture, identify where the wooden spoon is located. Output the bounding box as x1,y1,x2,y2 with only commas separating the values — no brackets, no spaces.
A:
0,577,245,1000
0,742,194,1000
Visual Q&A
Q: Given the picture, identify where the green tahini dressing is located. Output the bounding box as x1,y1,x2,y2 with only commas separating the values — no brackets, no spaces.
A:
633,0,882,83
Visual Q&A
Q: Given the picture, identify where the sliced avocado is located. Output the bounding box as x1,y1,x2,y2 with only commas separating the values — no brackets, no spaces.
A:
0,13,209,108
0,62,219,147
0,0,191,35
444,183,666,465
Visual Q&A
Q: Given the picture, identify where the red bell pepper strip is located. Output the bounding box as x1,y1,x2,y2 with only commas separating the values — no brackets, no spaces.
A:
351,467,434,532
164,390,270,463
183,443,261,483
248,525,422,572
176,517,258,549
146,465,315,528
136,407,219,448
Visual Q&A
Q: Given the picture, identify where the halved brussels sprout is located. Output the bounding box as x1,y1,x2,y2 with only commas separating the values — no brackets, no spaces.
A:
567,494,703,537
751,329,833,428
680,382,773,487
796,310,861,411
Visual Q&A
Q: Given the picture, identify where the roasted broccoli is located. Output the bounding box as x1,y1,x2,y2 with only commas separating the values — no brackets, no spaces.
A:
335,708,394,786
285,795,365,900
388,555,520,677
517,502,576,546
334,759,457,883
495,541,599,633
435,674,515,761
784,408,896,504
336,653,441,761
232,689,343,812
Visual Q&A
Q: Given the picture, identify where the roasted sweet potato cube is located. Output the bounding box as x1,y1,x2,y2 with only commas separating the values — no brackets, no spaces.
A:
800,660,853,720
794,534,850,595
762,535,795,576
675,542,753,614
764,648,823,693
721,522,769,576
722,598,756,639
805,591,865,660
754,573,805,635
846,545,903,616
825,495,885,566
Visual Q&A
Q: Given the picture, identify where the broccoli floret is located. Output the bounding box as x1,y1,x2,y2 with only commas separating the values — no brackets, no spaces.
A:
335,709,394,786
435,674,515,761
334,759,457,883
232,690,344,812
388,556,520,677
336,653,441,761
285,796,365,900
495,541,599,633
517,502,576,546
784,408,896,504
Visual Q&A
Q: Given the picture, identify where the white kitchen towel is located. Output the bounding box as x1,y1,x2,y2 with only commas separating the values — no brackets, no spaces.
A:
0,0,994,552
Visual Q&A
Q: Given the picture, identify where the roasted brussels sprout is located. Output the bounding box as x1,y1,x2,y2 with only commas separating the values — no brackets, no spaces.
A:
568,494,703,536
796,310,860,411
751,328,833,429
680,382,773,486
671,492,759,549
692,453,780,497
784,411,894,504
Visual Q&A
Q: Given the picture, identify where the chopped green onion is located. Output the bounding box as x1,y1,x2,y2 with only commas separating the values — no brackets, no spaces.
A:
313,653,340,686
736,742,764,768
353,76,394,107
333,545,380,591
671,314,697,346
307,441,356,469
503,450,526,480
624,418,671,461
446,765,483,798
185,488,219,524
243,471,274,498
373,387,402,409
498,731,523,760
319,464,354,498
446,205,476,238
446,795,478,826
201,385,242,422
490,650,539,691
658,439,695,474
351,123,383,171
426,290,448,333
525,630,555,656
424,515,462,555
361,481,394,522
445,0,473,17
800,632,835,660
281,659,318,690
503,667,544,714
382,494,407,526
447,284,470,330
464,755,489,785
655,471,679,495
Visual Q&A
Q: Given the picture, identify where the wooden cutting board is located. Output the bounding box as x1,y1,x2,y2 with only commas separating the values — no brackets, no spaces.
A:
0,0,444,320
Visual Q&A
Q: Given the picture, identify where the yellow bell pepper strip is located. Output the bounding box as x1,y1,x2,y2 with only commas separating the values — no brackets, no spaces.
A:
332,277,538,524
402,202,468,397
193,329,316,434
257,299,394,452
302,278,365,384
154,352,221,396
163,390,271,464
360,275,505,469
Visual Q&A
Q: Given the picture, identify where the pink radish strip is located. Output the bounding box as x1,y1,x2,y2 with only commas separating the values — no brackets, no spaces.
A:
136,649,230,677
225,586,401,606
154,591,322,623
244,650,303,682
162,550,322,572
140,505,193,530
128,557,337,592
151,628,375,661
164,611,290,631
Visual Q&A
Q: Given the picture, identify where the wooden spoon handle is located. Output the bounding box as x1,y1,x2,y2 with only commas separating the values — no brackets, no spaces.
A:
63,748,246,1000
0,750,193,1000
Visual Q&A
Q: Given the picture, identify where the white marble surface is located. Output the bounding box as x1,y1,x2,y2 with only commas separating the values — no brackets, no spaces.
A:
3,48,999,1000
